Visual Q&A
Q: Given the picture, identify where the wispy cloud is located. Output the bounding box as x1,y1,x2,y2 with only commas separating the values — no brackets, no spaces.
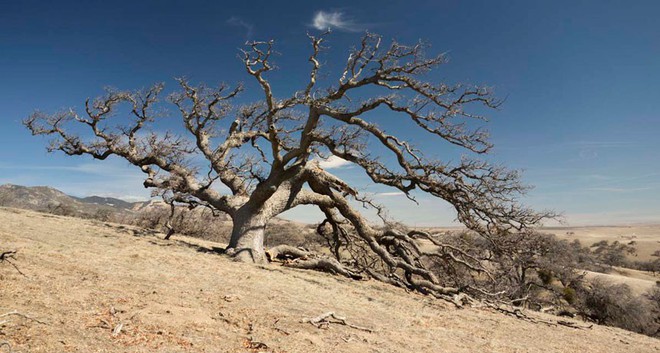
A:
497,140,638,152
586,187,654,193
0,162,139,178
577,148,599,160
226,16,254,39
311,11,362,32
374,192,405,197
567,141,637,148
587,173,660,188
317,155,352,169
0,161,152,201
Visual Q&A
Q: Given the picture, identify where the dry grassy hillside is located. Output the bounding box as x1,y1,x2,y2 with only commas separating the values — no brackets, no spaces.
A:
584,269,656,296
1,207,658,353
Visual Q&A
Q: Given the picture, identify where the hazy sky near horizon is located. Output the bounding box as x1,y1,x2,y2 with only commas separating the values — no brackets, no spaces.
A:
1,0,658,226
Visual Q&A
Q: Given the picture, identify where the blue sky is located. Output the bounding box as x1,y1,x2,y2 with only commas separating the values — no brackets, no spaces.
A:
1,0,658,226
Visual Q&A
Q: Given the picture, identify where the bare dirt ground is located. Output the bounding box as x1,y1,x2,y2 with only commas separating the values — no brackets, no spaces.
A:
1,207,658,353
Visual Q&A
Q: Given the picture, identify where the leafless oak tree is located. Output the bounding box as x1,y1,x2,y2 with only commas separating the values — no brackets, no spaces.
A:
25,32,551,299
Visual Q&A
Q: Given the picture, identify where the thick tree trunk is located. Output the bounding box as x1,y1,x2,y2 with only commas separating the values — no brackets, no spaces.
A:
226,211,268,263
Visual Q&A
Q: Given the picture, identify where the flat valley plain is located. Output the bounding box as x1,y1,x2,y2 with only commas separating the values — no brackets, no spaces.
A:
549,224,660,261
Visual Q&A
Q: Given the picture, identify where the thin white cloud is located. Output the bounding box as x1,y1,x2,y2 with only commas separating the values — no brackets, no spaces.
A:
587,173,660,188
577,148,598,160
311,11,362,32
0,162,138,178
226,16,254,39
374,192,405,197
317,155,352,169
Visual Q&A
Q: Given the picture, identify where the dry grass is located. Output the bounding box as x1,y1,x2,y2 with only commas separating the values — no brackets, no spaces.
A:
584,269,657,296
1,207,658,352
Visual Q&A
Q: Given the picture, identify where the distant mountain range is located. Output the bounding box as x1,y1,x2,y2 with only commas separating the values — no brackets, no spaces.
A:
0,184,153,217
71,195,137,210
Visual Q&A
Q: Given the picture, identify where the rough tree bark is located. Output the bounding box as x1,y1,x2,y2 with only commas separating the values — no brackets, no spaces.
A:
227,209,268,263
24,31,553,299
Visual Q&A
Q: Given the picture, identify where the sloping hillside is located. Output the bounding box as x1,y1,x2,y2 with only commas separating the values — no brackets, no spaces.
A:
0,184,136,217
0,207,657,352
0,184,79,211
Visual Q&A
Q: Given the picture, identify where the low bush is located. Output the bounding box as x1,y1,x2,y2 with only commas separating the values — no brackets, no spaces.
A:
575,279,659,336
128,205,324,249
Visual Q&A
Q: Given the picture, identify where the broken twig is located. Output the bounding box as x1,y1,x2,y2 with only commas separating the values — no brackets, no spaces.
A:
0,250,26,277
112,323,124,337
0,310,48,325
302,311,374,332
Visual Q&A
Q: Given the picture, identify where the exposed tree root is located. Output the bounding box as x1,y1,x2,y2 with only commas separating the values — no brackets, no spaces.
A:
302,311,374,333
269,244,593,330
266,245,362,280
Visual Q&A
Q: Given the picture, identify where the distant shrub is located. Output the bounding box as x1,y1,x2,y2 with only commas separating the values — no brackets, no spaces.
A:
156,207,232,242
627,259,660,275
537,268,553,286
590,240,636,269
562,287,577,305
576,279,658,336
45,202,76,217
91,208,115,222
131,207,170,230
128,206,323,248
264,222,324,250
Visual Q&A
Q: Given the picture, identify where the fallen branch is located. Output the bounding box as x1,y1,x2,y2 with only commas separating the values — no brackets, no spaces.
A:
266,245,311,261
0,341,13,353
87,319,112,330
302,311,374,333
479,302,592,330
556,320,593,330
0,310,48,326
0,251,16,261
243,337,269,350
287,258,363,280
0,251,26,277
